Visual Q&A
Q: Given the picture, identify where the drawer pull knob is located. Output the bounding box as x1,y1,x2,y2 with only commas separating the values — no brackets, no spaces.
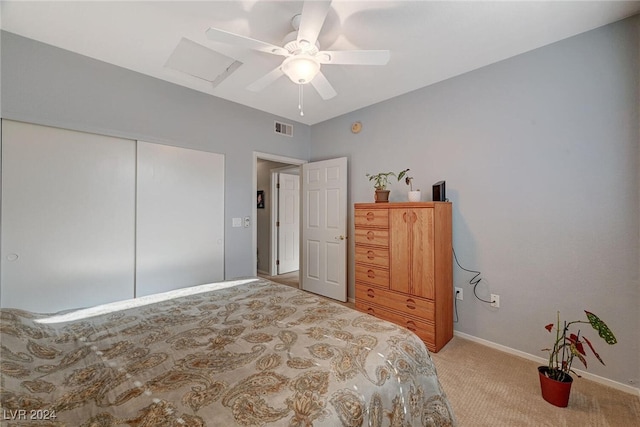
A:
367,251,375,260
406,320,417,331
367,307,375,315
367,289,375,298
366,231,375,240
406,299,416,310
367,270,376,279
366,212,375,221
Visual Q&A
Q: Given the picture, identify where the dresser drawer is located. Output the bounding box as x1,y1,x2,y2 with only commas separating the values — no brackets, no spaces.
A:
355,301,436,350
355,284,434,321
355,264,389,288
355,209,389,228
355,246,389,268
354,228,389,247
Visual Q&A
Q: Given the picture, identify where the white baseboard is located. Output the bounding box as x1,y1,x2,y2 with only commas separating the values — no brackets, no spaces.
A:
453,331,640,397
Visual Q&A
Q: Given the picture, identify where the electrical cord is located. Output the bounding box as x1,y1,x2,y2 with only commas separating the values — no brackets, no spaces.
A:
452,247,494,304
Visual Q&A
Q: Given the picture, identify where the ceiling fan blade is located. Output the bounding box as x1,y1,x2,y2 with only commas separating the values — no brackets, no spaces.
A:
310,71,337,100
246,66,285,92
297,0,332,47
206,27,288,56
317,50,390,65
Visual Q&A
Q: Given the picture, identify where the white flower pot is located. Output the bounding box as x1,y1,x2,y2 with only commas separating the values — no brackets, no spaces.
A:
408,190,421,202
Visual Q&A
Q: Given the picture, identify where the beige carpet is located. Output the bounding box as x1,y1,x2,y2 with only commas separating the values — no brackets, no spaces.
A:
431,337,640,426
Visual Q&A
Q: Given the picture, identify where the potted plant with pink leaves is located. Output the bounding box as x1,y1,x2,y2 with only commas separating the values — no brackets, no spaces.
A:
539,310,617,407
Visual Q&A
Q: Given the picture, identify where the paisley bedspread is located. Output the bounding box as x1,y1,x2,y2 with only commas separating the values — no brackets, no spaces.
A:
1,277,456,426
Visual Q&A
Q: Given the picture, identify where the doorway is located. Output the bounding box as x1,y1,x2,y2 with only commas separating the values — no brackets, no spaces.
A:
253,153,348,302
253,153,305,284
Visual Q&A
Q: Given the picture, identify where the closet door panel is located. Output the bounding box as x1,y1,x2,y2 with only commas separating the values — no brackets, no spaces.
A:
135,141,224,296
1,120,135,312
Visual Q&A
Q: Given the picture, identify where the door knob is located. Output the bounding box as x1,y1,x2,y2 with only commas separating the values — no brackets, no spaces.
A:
335,235,346,240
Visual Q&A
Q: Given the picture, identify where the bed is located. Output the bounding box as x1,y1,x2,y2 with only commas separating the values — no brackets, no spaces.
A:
1,277,456,426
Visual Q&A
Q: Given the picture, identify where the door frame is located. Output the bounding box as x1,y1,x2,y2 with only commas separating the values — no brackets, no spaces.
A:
252,151,306,277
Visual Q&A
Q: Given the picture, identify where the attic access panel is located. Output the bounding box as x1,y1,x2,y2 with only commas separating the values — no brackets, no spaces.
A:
165,38,242,87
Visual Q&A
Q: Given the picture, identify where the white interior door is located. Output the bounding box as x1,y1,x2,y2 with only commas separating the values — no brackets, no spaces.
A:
136,141,224,296
1,120,135,312
277,172,300,274
301,157,348,302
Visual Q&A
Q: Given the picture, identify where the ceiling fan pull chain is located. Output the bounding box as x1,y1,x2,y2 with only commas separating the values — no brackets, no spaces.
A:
298,84,304,116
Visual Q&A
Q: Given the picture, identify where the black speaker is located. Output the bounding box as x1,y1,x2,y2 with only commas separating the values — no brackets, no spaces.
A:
432,181,446,201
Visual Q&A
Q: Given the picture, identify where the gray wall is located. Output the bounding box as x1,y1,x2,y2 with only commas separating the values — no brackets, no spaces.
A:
1,31,311,279
310,17,639,388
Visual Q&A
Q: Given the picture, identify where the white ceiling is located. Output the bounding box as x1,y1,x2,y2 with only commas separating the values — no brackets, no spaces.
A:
2,1,639,125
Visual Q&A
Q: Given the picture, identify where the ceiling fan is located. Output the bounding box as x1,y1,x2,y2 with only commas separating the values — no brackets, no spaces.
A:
205,0,390,114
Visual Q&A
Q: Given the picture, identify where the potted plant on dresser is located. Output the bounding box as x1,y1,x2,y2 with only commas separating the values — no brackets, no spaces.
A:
366,169,412,203
366,171,396,203
401,169,421,202
539,310,617,407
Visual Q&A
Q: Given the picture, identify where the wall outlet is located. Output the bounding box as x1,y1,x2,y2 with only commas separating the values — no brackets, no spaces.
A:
455,287,463,300
491,294,500,308
244,216,251,228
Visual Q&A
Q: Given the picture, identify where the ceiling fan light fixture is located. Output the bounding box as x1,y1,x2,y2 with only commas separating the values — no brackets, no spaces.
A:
282,55,320,84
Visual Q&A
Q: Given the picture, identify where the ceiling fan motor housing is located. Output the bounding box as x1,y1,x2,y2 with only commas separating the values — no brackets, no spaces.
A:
282,31,320,56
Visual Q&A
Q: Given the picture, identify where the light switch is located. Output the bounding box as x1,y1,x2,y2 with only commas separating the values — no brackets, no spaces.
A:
232,217,242,228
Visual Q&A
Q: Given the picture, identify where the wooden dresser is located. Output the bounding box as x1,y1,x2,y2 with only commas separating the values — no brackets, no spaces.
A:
354,202,453,352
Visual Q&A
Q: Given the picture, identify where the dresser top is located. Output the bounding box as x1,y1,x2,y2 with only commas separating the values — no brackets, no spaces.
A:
355,202,451,208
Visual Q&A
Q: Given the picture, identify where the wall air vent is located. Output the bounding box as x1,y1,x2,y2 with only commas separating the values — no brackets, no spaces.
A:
274,121,293,137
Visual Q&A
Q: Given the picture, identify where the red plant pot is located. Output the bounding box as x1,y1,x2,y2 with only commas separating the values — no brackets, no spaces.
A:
538,366,573,407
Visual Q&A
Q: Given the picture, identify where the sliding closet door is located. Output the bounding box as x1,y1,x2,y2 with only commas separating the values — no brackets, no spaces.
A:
136,141,224,296
1,120,135,312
